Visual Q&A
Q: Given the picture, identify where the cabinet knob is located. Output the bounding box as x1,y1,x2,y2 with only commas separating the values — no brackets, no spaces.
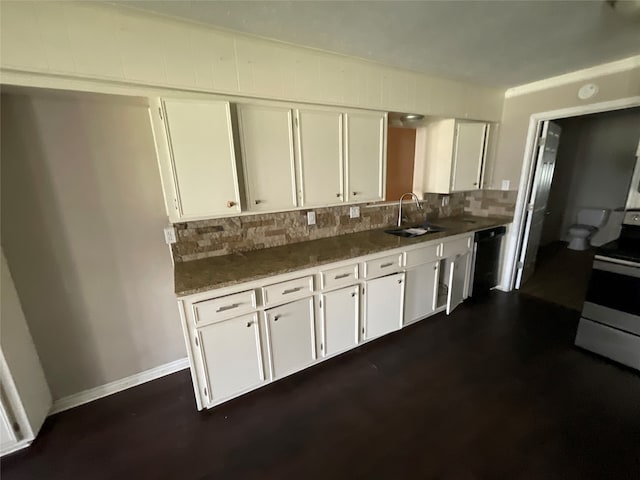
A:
351,292,356,297
246,321,253,328
255,200,262,205
398,279,402,284
226,201,237,208
473,182,478,186
352,192,358,196
336,193,342,198
273,315,281,322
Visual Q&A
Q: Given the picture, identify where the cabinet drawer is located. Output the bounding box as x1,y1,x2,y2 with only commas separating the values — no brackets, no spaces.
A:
193,290,257,326
320,264,359,290
262,276,314,306
405,244,440,268
363,253,403,279
441,236,472,258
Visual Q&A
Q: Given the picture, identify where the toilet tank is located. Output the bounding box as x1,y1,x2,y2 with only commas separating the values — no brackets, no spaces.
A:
577,208,610,227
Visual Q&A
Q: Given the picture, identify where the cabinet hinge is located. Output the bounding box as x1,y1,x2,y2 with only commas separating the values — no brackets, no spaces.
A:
319,300,322,308
526,203,534,212
173,198,179,211
320,342,323,351
294,117,298,128
204,387,208,399
12,422,20,433
361,327,365,334
537,136,545,148
362,287,365,295
517,261,524,269
194,336,199,347
158,107,163,120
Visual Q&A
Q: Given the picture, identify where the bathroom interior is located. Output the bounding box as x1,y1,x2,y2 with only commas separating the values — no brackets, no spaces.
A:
520,106,640,311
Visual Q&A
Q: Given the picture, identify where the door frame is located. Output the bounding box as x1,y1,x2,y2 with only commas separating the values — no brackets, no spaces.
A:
505,95,640,291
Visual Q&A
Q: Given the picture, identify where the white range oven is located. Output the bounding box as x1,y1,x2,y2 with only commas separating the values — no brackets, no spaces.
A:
574,212,640,371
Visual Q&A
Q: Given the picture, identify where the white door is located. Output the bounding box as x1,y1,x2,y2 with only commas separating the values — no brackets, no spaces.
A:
296,109,344,206
0,398,18,453
266,297,316,379
196,313,266,405
238,105,298,211
446,252,469,315
320,285,359,357
451,122,487,192
516,121,562,288
345,111,386,202
363,272,404,340
404,261,439,325
159,99,241,220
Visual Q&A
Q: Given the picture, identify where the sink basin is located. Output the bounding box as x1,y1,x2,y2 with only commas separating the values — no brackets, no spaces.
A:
384,224,446,238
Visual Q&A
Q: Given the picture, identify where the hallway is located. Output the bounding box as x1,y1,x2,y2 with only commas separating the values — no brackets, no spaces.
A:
520,241,595,311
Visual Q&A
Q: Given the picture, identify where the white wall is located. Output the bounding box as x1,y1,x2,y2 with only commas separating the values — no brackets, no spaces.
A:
541,108,640,245
489,65,640,190
1,91,185,400
0,1,504,121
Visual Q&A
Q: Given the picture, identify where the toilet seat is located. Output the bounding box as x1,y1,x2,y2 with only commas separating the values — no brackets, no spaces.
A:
569,224,597,233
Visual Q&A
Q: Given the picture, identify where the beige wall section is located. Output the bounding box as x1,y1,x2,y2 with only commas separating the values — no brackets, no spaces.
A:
489,66,640,189
0,1,504,121
1,91,185,400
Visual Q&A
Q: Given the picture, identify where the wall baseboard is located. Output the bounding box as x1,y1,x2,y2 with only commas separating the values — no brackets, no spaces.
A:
49,357,189,415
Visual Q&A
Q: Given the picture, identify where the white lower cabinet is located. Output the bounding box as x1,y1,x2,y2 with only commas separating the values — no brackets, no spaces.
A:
320,285,359,357
196,312,266,404
363,272,405,340
266,297,316,379
181,231,487,410
446,252,470,314
404,260,439,325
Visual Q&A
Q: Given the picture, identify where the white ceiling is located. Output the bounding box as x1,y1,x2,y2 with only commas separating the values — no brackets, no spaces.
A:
112,1,640,87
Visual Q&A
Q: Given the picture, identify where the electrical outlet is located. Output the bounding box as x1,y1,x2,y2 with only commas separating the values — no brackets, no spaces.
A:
163,226,177,245
501,180,510,191
307,211,316,226
349,206,360,219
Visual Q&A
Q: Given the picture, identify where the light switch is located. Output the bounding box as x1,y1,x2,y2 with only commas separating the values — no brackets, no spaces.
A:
349,206,360,219
307,211,316,226
501,180,510,191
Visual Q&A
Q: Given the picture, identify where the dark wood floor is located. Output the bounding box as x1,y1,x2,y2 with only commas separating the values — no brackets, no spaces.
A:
520,241,595,311
3,292,639,479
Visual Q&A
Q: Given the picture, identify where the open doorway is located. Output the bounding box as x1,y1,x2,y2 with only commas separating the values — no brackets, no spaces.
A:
516,107,640,310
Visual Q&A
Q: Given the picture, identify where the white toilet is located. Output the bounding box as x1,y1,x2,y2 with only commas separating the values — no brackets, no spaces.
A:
567,208,610,251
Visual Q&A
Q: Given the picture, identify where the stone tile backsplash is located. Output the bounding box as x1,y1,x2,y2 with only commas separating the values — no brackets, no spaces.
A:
464,190,518,218
172,190,516,262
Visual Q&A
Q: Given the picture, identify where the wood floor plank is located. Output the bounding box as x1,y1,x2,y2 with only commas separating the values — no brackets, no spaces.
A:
2,292,639,479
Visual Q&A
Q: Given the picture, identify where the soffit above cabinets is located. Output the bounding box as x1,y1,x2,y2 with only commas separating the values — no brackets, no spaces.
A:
111,0,640,87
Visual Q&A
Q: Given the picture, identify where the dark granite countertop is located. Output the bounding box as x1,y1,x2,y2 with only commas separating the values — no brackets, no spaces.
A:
175,215,512,296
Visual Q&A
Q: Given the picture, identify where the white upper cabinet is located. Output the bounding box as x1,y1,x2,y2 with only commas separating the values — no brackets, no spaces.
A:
237,104,298,212
295,109,344,207
414,119,488,195
344,111,387,202
151,98,241,222
452,122,489,192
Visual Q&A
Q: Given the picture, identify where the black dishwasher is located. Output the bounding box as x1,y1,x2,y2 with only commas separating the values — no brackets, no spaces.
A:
470,226,506,297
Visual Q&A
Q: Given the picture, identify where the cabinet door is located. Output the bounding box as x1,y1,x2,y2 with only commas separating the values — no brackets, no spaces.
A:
196,313,266,404
238,105,297,211
320,285,359,357
159,99,241,220
296,109,344,207
451,122,487,192
404,261,439,325
363,272,404,340
345,111,386,202
447,252,470,314
266,297,316,379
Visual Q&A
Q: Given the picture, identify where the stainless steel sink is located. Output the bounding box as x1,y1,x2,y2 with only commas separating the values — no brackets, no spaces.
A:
384,224,446,238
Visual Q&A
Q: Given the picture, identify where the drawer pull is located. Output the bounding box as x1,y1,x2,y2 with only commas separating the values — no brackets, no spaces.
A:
334,273,351,280
380,262,394,268
215,303,239,313
282,287,302,295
